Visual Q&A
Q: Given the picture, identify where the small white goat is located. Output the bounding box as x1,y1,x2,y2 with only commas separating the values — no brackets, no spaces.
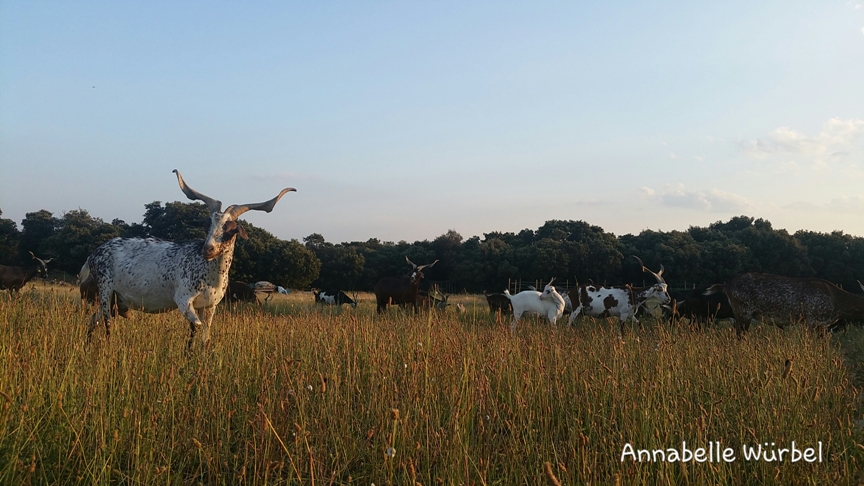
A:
503,278,566,329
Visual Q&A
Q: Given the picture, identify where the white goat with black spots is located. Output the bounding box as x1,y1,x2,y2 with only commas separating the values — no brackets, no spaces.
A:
85,170,295,348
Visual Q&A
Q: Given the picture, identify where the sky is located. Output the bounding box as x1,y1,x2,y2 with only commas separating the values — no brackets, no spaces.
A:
1,1,863,244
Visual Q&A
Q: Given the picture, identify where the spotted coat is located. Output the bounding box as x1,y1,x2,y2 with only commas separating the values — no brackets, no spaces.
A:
87,237,235,341
85,169,294,348
313,289,357,307
705,273,864,334
567,283,671,332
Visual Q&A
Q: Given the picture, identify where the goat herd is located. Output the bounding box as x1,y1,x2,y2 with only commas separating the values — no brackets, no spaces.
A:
3,170,864,349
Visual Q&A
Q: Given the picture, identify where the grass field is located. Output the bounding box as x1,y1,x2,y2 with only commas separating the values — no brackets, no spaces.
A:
2,283,864,485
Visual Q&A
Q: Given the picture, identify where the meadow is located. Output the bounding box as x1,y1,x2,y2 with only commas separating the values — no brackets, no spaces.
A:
2,284,864,485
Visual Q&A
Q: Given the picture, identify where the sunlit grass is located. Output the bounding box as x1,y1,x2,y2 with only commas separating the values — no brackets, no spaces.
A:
1,284,863,484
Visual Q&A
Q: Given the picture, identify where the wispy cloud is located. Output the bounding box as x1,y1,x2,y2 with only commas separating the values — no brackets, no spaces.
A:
738,118,864,160
642,184,756,213
786,195,864,214
735,119,864,179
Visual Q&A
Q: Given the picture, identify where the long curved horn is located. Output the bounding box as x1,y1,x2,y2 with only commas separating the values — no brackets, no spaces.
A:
632,255,665,284
405,256,417,269
858,280,864,293
417,260,439,271
173,169,222,213
28,251,51,265
548,277,556,286
225,188,296,220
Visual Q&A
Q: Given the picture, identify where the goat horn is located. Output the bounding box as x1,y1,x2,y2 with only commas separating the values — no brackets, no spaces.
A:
859,280,864,293
416,260,439,271
29,251,49,266
632,255,665,284
405,256,417,268
548,277,556,286
225,188,296,219
173,170,223,214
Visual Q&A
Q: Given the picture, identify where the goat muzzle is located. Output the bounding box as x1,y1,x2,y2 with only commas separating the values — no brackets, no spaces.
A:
203,246,220,261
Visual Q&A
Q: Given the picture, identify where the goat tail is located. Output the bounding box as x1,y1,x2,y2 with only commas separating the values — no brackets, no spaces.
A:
78,257,92,285
504,289,513,299
703,284,725,296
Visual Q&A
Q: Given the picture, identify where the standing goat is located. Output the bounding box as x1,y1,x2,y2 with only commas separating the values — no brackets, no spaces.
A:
0,252,52,296
568,256,670,333
484,291,513,315
85,169,294,348
224,281,258,303
705,273,864,335
503,278,566,329
373,257,438,313
313,289,358,308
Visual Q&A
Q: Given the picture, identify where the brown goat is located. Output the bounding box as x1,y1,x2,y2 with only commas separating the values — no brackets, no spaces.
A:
224,280,257,303
373,256,438,313
0,252,52,296
483,291,513,315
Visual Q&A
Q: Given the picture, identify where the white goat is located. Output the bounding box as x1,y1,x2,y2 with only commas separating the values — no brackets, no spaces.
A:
503,278,566,329
86,170,295,349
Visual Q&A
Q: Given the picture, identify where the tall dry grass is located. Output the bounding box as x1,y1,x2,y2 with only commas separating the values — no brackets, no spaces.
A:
1,285,863,484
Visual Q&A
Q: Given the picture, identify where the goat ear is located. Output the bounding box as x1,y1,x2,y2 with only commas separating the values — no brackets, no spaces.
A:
235,223,249,240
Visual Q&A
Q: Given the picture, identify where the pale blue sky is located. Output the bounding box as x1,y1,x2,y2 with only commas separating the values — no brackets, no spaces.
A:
2,1,863,242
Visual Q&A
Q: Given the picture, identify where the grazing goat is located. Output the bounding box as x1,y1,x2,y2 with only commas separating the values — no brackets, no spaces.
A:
251,281,288,302
86,169,294,348
0,252,52,296
568,256,671,333
503,278,566,329
484,291,513,315
313,289,358,307
225,280,257,303
418,288,448,309
704,273,864,335
373,256,438,313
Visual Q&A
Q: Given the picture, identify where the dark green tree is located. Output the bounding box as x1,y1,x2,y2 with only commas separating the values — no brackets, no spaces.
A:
0,210,19,265
43,210,122,275
19,210,59,261
232,223,320,288
304,234,365,290
142,201,210,242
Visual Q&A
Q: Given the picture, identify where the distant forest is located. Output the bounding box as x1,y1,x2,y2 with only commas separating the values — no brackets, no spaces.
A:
1,203,862,293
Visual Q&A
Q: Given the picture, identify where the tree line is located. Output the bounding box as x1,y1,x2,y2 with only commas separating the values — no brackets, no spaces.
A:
2,204,863,293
